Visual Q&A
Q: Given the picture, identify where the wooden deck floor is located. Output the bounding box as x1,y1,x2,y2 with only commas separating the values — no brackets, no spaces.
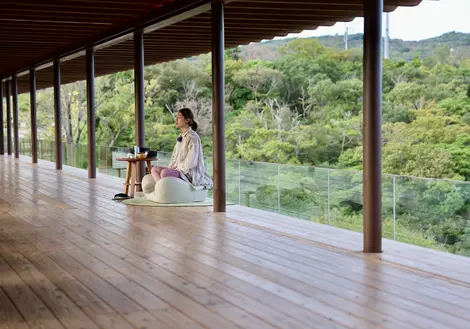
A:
0,155,469,329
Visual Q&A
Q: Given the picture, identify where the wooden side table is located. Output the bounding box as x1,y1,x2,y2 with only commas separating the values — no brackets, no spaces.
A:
116,157,157,197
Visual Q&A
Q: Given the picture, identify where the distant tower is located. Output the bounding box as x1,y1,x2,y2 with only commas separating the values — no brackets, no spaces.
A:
384,12,390,59
344,23,349,51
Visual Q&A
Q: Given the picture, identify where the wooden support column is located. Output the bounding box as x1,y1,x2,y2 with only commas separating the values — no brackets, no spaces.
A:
86,49,97,179
134,30,145,188
12,75,19,159
53,60,63,170
0,81,4,155
30,69,38,164
6,81,12,156
363,0,383,253
211,0,226,213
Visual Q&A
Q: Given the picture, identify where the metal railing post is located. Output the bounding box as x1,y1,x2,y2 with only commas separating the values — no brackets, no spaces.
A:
277,165,281,213
238,160,241,205
393,175,397,240
328,169,331,225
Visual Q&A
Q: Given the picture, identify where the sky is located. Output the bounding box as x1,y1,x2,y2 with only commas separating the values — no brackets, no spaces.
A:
274,0,470,42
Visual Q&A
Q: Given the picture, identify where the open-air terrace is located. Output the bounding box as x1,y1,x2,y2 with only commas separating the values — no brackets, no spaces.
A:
0,155,470,329
2,0,469,328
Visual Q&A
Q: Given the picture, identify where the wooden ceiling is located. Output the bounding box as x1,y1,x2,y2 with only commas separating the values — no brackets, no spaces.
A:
0,0,423,95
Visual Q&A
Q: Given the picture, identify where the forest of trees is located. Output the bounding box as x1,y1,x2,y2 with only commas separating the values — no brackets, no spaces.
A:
241,31,470,62
12,34,470,257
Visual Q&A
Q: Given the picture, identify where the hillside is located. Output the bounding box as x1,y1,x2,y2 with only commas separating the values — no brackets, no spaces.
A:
239,31,470,62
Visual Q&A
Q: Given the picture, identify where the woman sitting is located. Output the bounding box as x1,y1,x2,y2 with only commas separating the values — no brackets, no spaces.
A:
151,108,213,190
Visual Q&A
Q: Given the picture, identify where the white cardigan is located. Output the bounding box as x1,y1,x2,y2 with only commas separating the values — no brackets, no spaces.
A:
169,128,213,189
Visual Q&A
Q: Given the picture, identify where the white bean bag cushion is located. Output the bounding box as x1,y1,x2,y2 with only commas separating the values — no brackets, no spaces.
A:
141,174,208,204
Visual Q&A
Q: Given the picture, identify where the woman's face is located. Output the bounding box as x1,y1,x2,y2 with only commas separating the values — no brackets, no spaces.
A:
175,111,189,129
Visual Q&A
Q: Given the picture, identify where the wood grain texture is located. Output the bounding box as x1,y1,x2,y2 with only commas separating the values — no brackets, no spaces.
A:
1,0,424,95
0,155,469,329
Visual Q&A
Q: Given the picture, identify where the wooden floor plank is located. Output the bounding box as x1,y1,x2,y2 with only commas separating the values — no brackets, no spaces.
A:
166,216,470,323
1,155,469,329
230,205,470,279
0,243,100,329
64,222,343,328
50,231,285,329
2,240,137,329
26,201,364,328
59,220,341,328
64,232,317,329
0,174,352,328
176,210,470,300
4,161,470,318
0,258,65,329
0,287,30,329
53,192,468,320
6,214,257,329
173,213,470,306
28,213,437,329
46,248,213,329
5,186,470,324
56,210,430,328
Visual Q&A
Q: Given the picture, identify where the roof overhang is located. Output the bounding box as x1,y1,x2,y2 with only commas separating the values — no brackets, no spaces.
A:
0,0,423,94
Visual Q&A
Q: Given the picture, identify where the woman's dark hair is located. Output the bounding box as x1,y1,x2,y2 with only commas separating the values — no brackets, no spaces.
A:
179,108,198,132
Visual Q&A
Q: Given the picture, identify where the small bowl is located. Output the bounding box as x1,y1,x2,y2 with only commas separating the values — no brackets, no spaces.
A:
147,150,157,158
136,152,147,159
